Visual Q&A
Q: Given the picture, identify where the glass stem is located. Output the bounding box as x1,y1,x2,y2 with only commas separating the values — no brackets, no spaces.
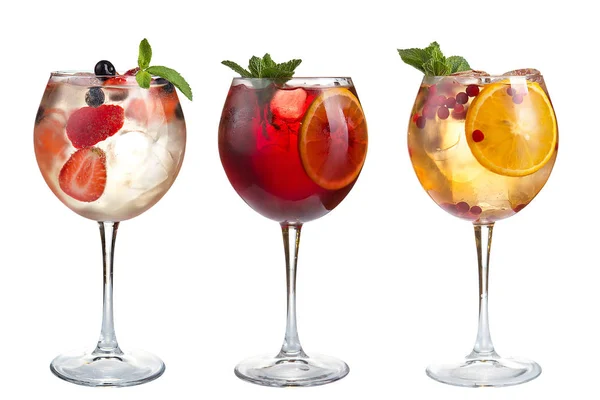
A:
277,223,307,358
93,221,123,356
468,223,499,359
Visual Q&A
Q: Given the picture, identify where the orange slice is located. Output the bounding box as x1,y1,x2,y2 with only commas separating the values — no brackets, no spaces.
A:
465,80,557,177
299,88,368,190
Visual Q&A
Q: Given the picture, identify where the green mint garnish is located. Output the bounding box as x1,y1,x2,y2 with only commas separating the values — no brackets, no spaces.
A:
398,42,470,76
134,38,193,101
221,53,302,79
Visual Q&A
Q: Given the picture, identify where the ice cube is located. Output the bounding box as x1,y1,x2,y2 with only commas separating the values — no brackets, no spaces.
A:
450,69,491,77
106,130,169,191
270,88,308,121
450,70,491,85
503,68,543,83
66,72,103,87
503,68,541,76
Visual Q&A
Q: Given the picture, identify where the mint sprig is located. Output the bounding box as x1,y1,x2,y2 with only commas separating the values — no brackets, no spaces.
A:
134,38,193,101
221,54,302,79
398,42,470,76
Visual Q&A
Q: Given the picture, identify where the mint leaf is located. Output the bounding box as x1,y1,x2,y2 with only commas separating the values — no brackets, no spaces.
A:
146,66,193,101
132,38,193,101
278,59,302,73
446,56,471,73
248,56,266,78
425,42,444,61
397,48,429,73
136,70,152,88
222,54,302,79
138,38,152,70
263,53,276,68
398,42,471,76
423,58,450,76
221,61,252,77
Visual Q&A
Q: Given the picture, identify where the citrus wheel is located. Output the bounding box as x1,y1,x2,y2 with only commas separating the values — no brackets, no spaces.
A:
299,88,368,190
465,80,557,177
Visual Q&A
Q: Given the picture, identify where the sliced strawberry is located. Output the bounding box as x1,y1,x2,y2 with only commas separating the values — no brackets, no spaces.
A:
59,148,107,202
66,105,124,148
103,76,128,86
124,67,140,76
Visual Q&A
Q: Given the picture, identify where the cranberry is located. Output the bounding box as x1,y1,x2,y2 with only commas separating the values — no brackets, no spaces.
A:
470,205,482,215
441,202,457,214
434,95,446,106
412,113,419,124
428,85,437,98
472,130,484,142
512,94,524,104
445,97,456,109
456,202,470,213
423,104,437,119
513,203,527,213
466,85,480,97
456,92,469,104
416,116,426,129
506,87,515,96
437,106,449,120
453,104,465,113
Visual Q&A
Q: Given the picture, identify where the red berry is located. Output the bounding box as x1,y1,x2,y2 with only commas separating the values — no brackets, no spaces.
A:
472,130,484,142
124,67,140,76
437,106,450,120
512,94,524,104
445,97,456,109
103,76,127,86
466,85,480,97
456,201,470,213
66,105,124,149
506,87,515,96
456,92,469,104
59,148,107,202
427,85,437,98
451,103,467,120
412,113,419,124
434,95,446,106
441,202,457,214
423,104,437,119
416,116,426,129
470,205,482,215
513,203,528,213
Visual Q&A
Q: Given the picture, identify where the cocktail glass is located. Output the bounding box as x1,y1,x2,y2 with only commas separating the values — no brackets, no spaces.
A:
408,72,557,387
34,71,186,386
219,77,368,387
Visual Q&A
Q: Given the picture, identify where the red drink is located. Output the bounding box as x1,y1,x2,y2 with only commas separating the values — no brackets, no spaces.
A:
219,78,368,223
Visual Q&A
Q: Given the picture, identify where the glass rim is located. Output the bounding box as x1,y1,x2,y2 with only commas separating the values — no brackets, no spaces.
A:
49,71,170,87
231,76,353,80
231,76,354,88
423,74,544,81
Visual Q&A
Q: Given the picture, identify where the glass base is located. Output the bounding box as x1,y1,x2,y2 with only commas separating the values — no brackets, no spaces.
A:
234,353,349,387
426,356,541,387
50,349,165,387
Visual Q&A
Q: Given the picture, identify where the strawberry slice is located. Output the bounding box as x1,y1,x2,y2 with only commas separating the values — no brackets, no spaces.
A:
124,67,140,76
59,148,107,202
66,105,124,148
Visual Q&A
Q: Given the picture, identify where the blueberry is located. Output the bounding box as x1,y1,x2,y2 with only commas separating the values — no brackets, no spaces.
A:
174,103,184,120
155,78,174,93
94,60,116,76
85,87,105,107
108,89,128,102
35,106,45,125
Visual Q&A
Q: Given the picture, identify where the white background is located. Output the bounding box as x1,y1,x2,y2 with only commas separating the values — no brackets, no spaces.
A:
0,0,595,398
